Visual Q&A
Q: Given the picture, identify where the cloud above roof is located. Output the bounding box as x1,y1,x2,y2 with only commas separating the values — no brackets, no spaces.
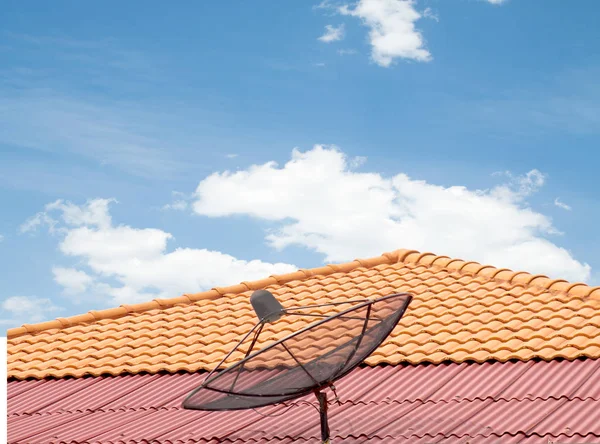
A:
193,145,591,282
22,199,297,305
2,295,61,324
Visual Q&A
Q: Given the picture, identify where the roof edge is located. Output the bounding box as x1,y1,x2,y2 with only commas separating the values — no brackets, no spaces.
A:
8,248,600,340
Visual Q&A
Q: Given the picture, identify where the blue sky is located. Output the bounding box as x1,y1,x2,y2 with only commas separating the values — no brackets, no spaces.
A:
1,0,599,329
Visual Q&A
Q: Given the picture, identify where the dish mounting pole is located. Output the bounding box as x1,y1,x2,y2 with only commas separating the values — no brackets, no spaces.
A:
315,390,330,444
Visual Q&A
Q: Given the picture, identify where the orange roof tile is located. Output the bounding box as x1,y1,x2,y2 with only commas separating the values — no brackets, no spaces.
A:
7,249,600,380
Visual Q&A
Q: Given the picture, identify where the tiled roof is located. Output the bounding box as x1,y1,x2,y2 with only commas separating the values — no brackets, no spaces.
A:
8,248,600,379
7,359,600,443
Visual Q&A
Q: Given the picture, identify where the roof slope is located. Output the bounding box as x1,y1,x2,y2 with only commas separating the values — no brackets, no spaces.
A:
7,359,600,443
8,249,600,380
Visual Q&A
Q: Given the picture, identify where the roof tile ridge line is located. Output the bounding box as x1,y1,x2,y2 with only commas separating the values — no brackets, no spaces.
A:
6,251,399,340
398,250,600,299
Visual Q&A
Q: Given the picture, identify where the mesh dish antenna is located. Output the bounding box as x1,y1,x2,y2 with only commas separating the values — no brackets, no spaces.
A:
183,290,413,444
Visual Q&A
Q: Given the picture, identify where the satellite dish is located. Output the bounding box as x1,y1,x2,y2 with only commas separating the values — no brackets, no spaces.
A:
183,291,412,443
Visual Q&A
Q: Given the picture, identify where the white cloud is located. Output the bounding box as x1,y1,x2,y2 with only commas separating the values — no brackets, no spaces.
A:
350,155,367,168
19,211,58,234
226,154,238,159
193,145,591,282
162,191,192,211
29,199,297,305
319,24,345,43
554,198,572,211
486,0,507,4
52,267,95,296
0,234,4,242
1,296,61,323
339,0,431,66
422,7,439,22
162,200,188,211
20,198,114,234
338,49,358,55
491,169,546,202
516,170,545,194
46,198,115,228
314,0,335,10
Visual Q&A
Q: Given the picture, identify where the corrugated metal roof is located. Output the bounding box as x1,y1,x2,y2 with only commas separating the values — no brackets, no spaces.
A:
8,358,600,443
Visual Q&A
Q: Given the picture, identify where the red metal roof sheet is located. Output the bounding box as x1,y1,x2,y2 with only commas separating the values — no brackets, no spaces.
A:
7,358,600,443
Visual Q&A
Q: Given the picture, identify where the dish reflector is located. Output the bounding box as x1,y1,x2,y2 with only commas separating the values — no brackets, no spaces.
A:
183,292,412,411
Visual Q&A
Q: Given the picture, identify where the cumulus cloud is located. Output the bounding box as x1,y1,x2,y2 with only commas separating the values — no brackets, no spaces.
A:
193,145,591,282
319,24,345,42
317,0,505,66
26,199,297,305
46,198,115,228
1,296,61,323
339,0,431,66
52,267,95,296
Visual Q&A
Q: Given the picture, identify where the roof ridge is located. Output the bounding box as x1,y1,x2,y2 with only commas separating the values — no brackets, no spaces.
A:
7,249,600,340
